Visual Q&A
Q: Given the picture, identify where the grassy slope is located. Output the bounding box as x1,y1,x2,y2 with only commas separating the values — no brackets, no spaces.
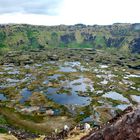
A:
0,107,74,134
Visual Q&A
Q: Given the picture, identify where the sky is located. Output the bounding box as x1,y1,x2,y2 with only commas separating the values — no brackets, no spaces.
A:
0,0,139,25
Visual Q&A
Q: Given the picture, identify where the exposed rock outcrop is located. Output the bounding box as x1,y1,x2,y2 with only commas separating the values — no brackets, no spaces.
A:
130,38,140,53
81,106,140,140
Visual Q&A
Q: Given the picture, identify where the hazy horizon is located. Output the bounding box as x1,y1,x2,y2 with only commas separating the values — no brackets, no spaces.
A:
0,22,139,27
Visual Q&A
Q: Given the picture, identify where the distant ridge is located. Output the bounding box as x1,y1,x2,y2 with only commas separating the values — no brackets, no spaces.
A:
0,23,140,53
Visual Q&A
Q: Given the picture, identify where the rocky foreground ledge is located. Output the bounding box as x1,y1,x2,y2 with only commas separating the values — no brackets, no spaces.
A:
0,106,140,140
81,106,140,140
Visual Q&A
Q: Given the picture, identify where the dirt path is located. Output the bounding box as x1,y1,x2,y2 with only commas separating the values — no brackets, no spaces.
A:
0,134,18,140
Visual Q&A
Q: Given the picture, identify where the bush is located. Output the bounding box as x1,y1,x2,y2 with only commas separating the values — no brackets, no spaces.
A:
0,47,10,55
0,115,7,124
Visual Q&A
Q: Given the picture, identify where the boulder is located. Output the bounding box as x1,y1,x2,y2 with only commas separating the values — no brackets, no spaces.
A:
82,106,140,140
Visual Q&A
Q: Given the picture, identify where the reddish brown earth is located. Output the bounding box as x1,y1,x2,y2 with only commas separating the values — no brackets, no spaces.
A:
81,106,140,140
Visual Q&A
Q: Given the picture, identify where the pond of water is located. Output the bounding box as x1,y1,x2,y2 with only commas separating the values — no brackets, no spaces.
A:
20,88,32,104
102,91,130,103
0,93,7,101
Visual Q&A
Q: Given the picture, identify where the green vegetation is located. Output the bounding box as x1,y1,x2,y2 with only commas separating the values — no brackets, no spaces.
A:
0,128,7,133
0,107,74,134
0,115,7,125
0,35,139,137
0,23,140,54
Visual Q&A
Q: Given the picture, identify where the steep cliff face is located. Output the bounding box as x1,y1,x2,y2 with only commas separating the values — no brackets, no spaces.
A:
130,38,140,53
104,37,125,48
60,33,76,44
0,23,140,53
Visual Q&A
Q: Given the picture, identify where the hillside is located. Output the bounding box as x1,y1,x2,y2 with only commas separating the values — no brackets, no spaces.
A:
0,23,140,54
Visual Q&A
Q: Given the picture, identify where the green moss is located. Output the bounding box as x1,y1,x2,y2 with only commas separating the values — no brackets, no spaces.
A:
0,115,7,125
129,77,140,88
0,107,74,134
0,128,7,133
94,35,106,48
75,106,91,122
